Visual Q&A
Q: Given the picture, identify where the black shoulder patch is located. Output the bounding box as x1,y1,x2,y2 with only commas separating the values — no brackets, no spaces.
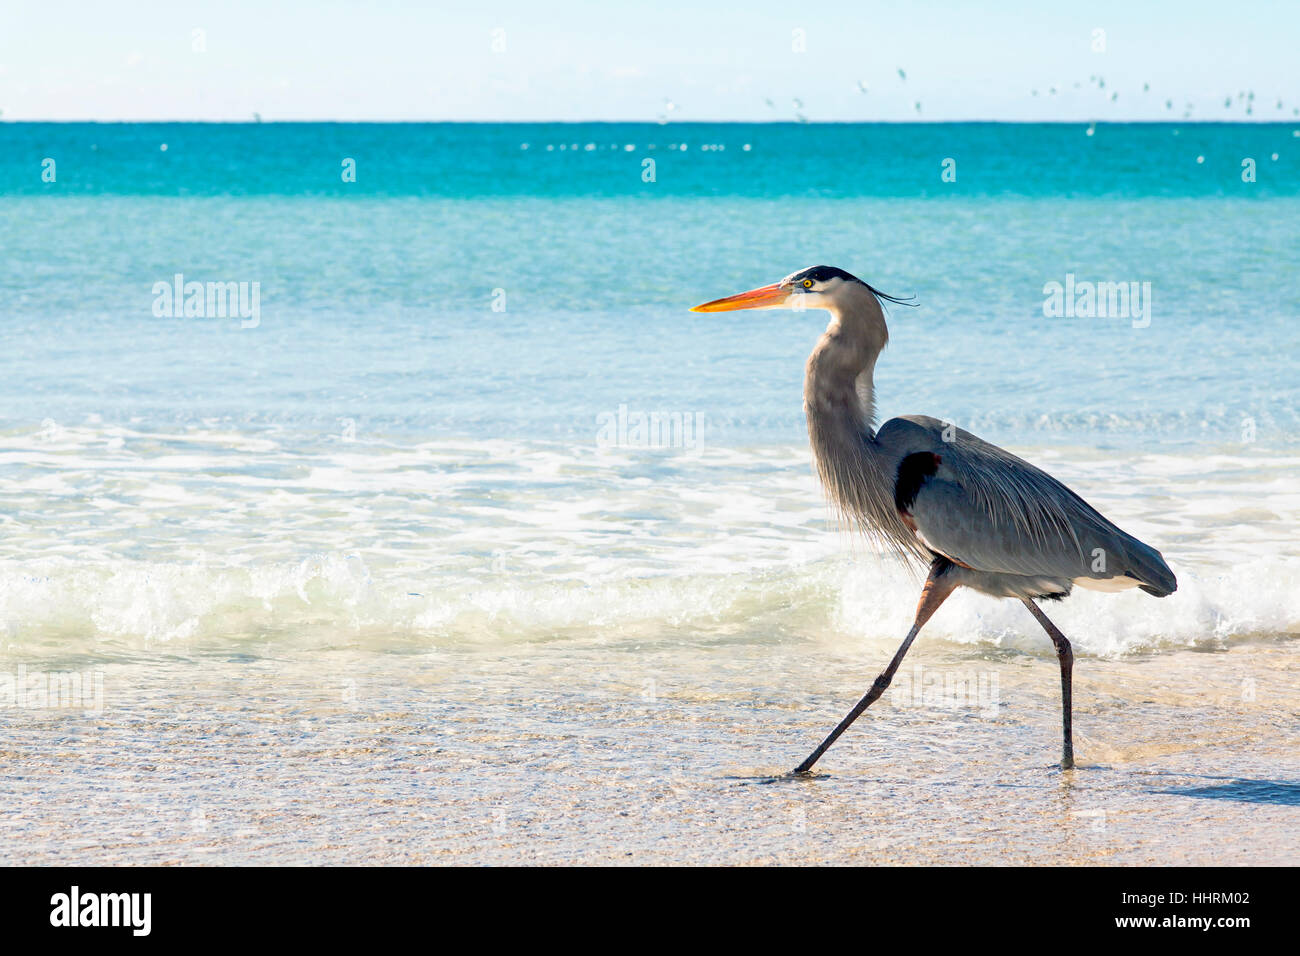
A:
894,452,941,514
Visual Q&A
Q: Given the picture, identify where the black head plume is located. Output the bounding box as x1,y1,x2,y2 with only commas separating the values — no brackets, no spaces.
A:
788,265,918,308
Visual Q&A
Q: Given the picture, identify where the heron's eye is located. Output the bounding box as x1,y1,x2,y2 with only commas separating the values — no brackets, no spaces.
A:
802,279,814,288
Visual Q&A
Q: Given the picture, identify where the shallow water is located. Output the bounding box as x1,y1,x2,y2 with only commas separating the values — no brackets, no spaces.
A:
3,640,1296,865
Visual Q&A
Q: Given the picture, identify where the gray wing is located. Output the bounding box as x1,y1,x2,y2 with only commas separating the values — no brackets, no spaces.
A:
876,415,1176,594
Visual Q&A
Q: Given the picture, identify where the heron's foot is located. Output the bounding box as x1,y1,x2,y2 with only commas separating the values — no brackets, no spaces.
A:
789,765,832,780
753,768,828,784
1060,754,1076,771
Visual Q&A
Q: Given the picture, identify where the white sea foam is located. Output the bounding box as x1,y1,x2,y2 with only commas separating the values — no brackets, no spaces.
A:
0,425,1295,655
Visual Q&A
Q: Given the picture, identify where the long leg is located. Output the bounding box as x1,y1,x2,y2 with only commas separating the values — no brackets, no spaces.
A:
1020,598,1074,770
792,559,959,774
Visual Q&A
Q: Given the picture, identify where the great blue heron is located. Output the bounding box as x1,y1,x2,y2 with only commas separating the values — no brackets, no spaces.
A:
691,265,1176,773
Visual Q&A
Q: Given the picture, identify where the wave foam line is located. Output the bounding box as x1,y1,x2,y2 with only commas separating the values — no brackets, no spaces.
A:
1,553,1295,657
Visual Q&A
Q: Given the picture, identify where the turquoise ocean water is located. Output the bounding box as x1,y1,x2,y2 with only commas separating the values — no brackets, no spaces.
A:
1,122,1298,652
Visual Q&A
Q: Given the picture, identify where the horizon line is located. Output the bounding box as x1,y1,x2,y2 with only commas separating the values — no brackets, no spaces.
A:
3,118,1297,126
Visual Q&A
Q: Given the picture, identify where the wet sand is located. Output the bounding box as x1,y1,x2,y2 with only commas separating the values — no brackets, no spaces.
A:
2,635,1296,865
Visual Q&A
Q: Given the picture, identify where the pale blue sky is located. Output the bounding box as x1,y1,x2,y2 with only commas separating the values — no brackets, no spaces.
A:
2,0,1297,121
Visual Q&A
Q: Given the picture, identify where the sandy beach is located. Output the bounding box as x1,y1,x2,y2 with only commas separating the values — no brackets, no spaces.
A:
3,631,1295,866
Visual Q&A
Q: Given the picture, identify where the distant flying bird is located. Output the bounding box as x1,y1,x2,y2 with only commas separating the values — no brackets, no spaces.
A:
764,97,775,109
691,266,1176,774
897,68,906,81
857,80,869,93
793,97,803,109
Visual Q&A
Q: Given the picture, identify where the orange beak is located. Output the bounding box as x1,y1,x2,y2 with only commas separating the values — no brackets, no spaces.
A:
690,282,789,312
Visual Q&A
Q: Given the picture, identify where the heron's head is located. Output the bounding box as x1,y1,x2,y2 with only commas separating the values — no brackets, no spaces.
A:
690,265,895,314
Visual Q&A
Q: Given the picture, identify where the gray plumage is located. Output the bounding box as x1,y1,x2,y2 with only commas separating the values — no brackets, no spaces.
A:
799,266,1175,601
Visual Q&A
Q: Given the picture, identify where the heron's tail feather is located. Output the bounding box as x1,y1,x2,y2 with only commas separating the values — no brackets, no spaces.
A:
1123,537,1178,597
